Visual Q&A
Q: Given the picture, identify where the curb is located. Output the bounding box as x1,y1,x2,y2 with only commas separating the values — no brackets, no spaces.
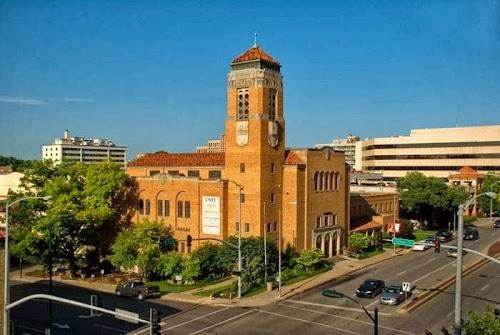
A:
236,249,411,307
401,257,491,313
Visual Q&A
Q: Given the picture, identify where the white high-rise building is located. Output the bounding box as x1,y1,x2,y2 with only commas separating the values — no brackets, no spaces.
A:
355,125,500,180
42,130,127,168
315,134,359,168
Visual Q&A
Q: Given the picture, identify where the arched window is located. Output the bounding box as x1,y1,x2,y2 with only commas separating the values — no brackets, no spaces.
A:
323,171,328,191
237,88,250,120
319,172,324,191
336,172,341,190
138,199,144,215
330,172,335,190
314,172,319,191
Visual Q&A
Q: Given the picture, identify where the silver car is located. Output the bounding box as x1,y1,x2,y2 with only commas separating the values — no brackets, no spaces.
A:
379,285,409,305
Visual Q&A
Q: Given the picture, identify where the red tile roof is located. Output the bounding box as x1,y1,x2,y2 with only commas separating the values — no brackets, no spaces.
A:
284,151,304,165
129,152,225,167
232,47,280,65
449,166,484,179
351,221,383,233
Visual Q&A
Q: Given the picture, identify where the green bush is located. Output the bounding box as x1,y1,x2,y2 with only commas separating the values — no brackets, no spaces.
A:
294,249,324,271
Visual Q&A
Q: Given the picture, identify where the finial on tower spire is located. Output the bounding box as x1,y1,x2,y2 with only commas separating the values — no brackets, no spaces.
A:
253,32,258,48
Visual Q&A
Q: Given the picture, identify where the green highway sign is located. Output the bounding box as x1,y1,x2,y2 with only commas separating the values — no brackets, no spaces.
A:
392,238,414,247
164,238,176,246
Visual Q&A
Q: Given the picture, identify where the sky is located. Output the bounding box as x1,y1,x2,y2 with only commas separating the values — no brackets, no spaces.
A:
1,0,499,160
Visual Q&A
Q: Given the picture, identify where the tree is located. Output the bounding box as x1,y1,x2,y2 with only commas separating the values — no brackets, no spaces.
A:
109,220,170,279
294,249,324,271
192,243,224,280
0,155,35,172
397,172,468,226
462,307,500,335
180,255,201,283
9,160,139,275
152,252,183,280
349,233,372,252
218,236,278,288
477,173,500,216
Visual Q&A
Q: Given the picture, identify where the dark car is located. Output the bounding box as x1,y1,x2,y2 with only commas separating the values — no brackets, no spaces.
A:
463,227,479,240
115,280,161,300
436,230,453,242
494,219,500,228
356,279,385,298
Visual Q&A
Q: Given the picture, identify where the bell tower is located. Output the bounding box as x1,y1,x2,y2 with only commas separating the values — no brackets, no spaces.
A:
224,42,285,238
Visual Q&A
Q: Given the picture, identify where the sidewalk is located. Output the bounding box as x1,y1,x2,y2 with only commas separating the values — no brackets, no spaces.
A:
164,248,410,307
9,248,409,307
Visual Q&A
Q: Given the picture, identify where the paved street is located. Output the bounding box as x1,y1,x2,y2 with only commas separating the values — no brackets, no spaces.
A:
9,280,193,334
9,220,500,334
131,221,500,335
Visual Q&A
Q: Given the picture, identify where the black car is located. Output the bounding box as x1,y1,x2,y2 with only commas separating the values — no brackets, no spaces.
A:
436,230,453,242
356,279,385,298
463,227,479,240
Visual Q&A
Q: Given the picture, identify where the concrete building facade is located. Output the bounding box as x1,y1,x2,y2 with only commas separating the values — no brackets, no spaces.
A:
355,125,500,180
315,134,359,169
196,134,226,153
42,130,127,167
127,44,349,256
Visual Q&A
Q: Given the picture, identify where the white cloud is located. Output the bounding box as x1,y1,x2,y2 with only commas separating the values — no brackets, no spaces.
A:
0,95,47,105
51,97,95,102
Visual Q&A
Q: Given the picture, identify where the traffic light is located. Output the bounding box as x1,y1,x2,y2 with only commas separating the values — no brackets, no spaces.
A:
150,308,162,335
187,234,192,247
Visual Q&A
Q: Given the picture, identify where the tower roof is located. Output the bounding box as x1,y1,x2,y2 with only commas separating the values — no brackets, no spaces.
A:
232,46,280,66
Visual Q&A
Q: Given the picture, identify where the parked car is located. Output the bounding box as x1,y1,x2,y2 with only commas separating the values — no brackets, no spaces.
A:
115,280,161,300
356,279,385,298
463,227,479,240
436,230,453,242
493,219,500,228
447,249,467,258
412,242,430,251
380,285,410,305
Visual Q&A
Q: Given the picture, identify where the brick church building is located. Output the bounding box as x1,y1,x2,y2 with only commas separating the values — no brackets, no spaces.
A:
127,43,350,257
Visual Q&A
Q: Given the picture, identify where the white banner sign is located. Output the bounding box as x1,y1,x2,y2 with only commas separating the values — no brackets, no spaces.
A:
202,196,221,235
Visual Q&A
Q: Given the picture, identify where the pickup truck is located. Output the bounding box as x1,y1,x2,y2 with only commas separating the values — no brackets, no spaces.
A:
115,280,161,300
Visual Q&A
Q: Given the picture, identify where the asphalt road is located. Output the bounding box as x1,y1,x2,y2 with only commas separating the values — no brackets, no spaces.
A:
9,280,193,334
10,219,500,335
131,219,500,335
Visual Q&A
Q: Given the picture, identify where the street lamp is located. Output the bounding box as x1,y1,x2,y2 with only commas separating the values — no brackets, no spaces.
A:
3,195,52,335
454,191,496,335
219,179,243,299
322,289,378,335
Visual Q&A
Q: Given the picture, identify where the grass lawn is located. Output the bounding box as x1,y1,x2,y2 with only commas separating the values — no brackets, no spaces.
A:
358,248,385,259
413,230,437,241
195,266,331,298
147,277,229,294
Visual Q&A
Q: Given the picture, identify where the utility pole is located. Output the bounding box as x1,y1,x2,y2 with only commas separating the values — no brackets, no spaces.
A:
263,202,267,283
278,209,282,297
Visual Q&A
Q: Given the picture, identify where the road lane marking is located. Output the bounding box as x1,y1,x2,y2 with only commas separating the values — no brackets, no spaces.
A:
365,299,379,308
413,261,453,284
480,283,490,291
280,303,418,335
93,324,128,333
258,309,362,335
188,309,257,335
446,311,454,318
396,270,407,276
164,306,230,331
16,325,44,334
286,299,390,316
426,257,438,263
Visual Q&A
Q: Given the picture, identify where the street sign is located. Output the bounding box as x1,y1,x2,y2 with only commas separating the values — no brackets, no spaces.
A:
392,238,414,247
402,282,411,292
115,308,139,324
164,238,176,245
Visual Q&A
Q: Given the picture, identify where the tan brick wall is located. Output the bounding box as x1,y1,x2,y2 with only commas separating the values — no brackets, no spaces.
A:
135,177,226,252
